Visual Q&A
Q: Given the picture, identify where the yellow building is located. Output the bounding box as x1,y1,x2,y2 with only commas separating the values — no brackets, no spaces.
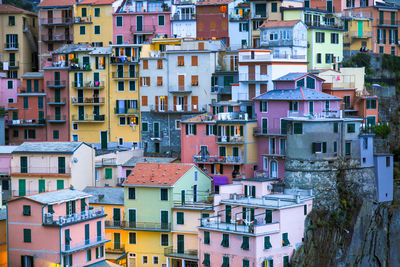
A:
140,38,181,57
342,11,373,56
73,0,114,46
83,187,128,266
0,209,6,267
0,4,38,78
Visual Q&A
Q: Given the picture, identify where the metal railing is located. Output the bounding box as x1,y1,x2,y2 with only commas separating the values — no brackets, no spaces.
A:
171,13,196,21
40,17,73,24
304,21,343,29
114,107,139,114
18,88,45,94
112,72,138,79
216,136,244,143
47,80,67,87
8,61,19,68
253,127,286,136
106,243,125,253
378,20,400,26
73,16,92,24
240,54,306,61
164,246,198,259
71,97,105,104
130,25,156,33
47,115,67,122
4,43,19,49
62,235,109,253
44,207,104,226
239,73,268,81
110,56,139,64
72,114,105,122
8,119,46,126
12,166,71,175
72,81,104,88
47,97,67,104
106,220,171,231
193,155,243,164
349,31,372,38
95,158,117,167
41,34,73,42
211,85,231,94
217,112,248,121
69,63,92,71
149,104,206,113
286,110,340,118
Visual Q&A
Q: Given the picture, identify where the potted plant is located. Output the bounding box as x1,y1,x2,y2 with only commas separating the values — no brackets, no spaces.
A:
161,3,169,11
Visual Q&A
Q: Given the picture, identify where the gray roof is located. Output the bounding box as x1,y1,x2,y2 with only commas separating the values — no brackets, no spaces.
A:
0,145,18,154
83,187,124,205
13,142,86,154
25,189,91,205
253,88,341,101
52,44,90,54
21,72,44,78
274,72,323,81
89,47,112,55
122,156,176,167
0,208,6,221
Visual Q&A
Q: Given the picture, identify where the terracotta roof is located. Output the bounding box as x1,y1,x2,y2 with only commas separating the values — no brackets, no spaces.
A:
123,163,196,187
0,4,36,15
78,0,115,5
260,20,301,28
196,0,235,6
37,0,75,8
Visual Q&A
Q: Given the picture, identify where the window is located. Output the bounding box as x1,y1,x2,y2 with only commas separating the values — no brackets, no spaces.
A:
204,231,210,244
13,130,18,137
24,129,36,139
73,123,78,130
386,157,391,167
316,32,325,43
283,256,290,267
293,123,302,134
177,212,184,224
53,130,59,139
161,234,169,246
9,16,15,26
222,256,230,267
325,53,334,64
243,259,250,267
345,142,351,155
129,80,136,91
203,253,210,266
178,56,184,66
119,117,126,125
94,8,100,17
8,80,13,89
175,120,181,130
366,99,377,109
128,188,136,199
82,7,87,17
153,256,159,264
58,157,65,174
325,100,330,111
129,232,136,244
306,77,315,89
221,233,229,247
80,26,86,35
271,2,278,12
118,81,124,91
260,101,268,112
241,236,249,250
23,205,31,216
347,123,355,133
87,249,92,262
160,188,168,201
142,122,148,131
94,25,100,34
191,55,198,66
116,16,123,27
333,122,338,133
191,75,198,86
116,35,123,44
23,229,31,243
331,33,339,44
264,236,272,249
72,134,78,142
23,97,28,109
105,168,112,179
379,46,384,54
185,124,197,135
289,101,298,112
312,142,327,153
158,15,165,26
143,256,148,264
317,53,322,64
239,22,249,32
282,233,290,246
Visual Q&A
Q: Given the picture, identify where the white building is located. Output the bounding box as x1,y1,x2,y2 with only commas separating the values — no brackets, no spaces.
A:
260,20,308,57
228,3,251,50
171,1,197,38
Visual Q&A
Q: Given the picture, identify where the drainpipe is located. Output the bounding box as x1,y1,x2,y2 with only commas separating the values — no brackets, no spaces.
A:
107,54,111,148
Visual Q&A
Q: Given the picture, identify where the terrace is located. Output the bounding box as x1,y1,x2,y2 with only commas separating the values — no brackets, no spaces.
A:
44,207,105,226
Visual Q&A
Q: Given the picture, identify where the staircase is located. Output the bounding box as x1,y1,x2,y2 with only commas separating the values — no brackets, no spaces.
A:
23,26,37,53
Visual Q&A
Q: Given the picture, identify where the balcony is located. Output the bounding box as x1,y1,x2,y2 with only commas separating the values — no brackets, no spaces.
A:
44,207,105,226
40,17,73,25
239,73,268,82
211,85,232,95
252,12,267,19
217,112,249,121
73,16,93,24
47,97,67,105
130,25,156,34
110,56,139,64
378,20,400,27
12,166,71,176
253,127,286,136
349,31,372,39
304,21,343,29
164,247,198,261
171,13,196,21
62,235,110,253
112,72,138,79
47,80,67,88
169,85,192,94
229,13,249,21
216,136,245,144
95,158,117,168
193,155,243,164
149,104,207,113
286,110,340,118
72,81,104,89
239,54,306,62
4,43,19,50
114,107,139,115
342,11,372,19
69,63,92,71
8,61,19,68
105,220,171,231
71,97,105,105
106,243,125,253
17,88,46,95
42,34,73,42
8,119,46,127
72,114,105,122
47,115,67,123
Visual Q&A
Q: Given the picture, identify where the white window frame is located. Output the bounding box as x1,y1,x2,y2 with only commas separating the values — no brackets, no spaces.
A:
116,16,123,27
260,101,268,113
207,124,215,135
119,116,127,126
153,256,159,264
188,124,196,135
143,256,148,264
175,120,181,130
314,142,323,153
119,138,124,145
72,134,78,141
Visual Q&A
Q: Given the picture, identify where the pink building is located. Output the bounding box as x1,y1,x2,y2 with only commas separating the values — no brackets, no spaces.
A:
181,101,258,189
253,73,342,179
7,189,110,267
0,74,19,108
198,178,314,267
0,146,18,202
113,0,172,44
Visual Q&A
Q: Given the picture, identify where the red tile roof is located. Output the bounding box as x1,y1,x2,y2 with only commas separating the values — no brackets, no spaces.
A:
37,0,75,8
78,0,115,5
123,163,196,187
260,20,301,28
0,4,36,15
196,0,235,6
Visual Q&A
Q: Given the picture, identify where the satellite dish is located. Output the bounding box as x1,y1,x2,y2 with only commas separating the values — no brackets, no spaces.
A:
73,157,78,163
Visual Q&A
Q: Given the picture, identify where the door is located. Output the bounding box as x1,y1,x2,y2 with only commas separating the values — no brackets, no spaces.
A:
181,190,185,204
136,16,143,31
153,122,160,138
19,179,26,196
161,210,169,229
75,72,83,87
101,131,107,149
178,75,185,91
9,53,15,67
177,235,184,254
129,209,136,228
55,89,61,103
225,205,231,223
48,10,53,23
114,233,121,250
78,106,85,120
77,89,83,103
358,21,363,37
55,107,61,120
113,208,121,226
57,180,64,190
38,180,45,193
93,72,100,88
270,161,277,178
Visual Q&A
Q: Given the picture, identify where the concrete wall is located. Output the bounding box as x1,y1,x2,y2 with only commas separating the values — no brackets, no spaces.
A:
374,154,393,202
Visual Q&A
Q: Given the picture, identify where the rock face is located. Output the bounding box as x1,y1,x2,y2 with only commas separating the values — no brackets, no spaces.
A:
286,158,400,266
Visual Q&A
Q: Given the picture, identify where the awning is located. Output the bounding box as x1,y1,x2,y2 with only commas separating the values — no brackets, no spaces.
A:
213,176,228,186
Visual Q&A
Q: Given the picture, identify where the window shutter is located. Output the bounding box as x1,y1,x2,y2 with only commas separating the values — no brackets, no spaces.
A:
192,55,198,66
192,96,198,111
383,29,386,44
206,125,209,135
139,77,143,86
312,142,316,153
143,60,148,69
213,125,217,135
240,126,244,136
185,124,189,135
141,96,148,106
193,125,197,135
155,96,159,110
230,126,234,136
322,142,327,153
146,77,150,86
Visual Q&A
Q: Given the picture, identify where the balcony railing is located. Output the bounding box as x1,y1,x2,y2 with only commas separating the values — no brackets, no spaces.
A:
40,17,73,25
110,56,139,64
105,220,171,231
216,136,244,143
74,16,93,24
217,112,249,121
349,31,372,38
44,207,105,226
286,110,340,118
41,34,73,42
130,25,156,33
72,114,105,122
171,13,196,21
253,127,286,136
304,21,343,29
211,85,232,94
149,104,207,113
70,63,92,71
112,72,138,79
95,158,117,168
71,97,105,104
12,166,71,175
193,155,243,164
378,20,400,27
240,54,306,61
8,119,46,126
114,107,139,114
252,12,267,19
4,43,19,50
47,80,67,88
106,243,125,253
72,81,104,89
18,88,45,94
47,97,67,105
164,246,198,260
239,73,268,82
47,115,67,123
168,85,192,93
62,235,109,253
8,61,19,68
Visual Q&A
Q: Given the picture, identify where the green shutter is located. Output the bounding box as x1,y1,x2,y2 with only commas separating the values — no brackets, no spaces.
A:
66,201,70,215
95,8,100,17
202,253,210,266
383,29,386,44
72,201,76,214
193,125,197,135
81,199,86,212
105,168,112,179
241,236,249,250
23,229,31,242
206,125,209,135
281,120,287,134
82,7,87,17
294,123,302,134
38,180,45,193
240,125,244,136
58,157,65,174
185,124,189,135
312,142,316,153
334,122,338,133
242,259,250,267
264,236,272,249
57,179,64,190
322,142,327,153
204,231,210,244
97,221,101,240
177,212,184,224
20,157,28,173
19,179,26,196
85,224,90,244
265,210,272,223
282,233,290,246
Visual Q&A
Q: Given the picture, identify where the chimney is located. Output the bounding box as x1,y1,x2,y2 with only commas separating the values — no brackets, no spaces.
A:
98,194,104,201
296,194,301,204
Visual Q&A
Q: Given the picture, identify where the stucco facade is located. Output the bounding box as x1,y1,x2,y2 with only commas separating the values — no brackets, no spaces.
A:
0,76,19,109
